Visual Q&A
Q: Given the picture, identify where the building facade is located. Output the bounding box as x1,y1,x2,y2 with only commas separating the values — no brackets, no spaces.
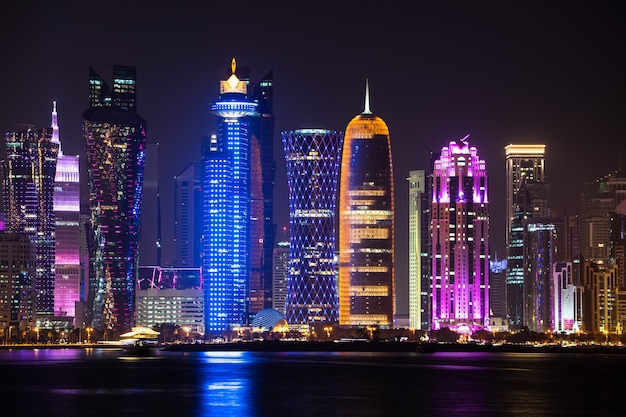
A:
408,170,430,330
136,266,204,334
431,136,489,330
2,119,58,325
51,102,81,323
504,144,546,329
339,82,394,328
83,65,146,333
174,162,202,267
282,129,342,327
203,59,258,333
0,233,36,336
272,239,290,315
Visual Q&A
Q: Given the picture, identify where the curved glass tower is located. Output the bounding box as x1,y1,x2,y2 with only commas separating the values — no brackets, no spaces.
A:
339,81,395,328
282,129,342,326
83,65,146,334
431,136,489,331
204,59,258,333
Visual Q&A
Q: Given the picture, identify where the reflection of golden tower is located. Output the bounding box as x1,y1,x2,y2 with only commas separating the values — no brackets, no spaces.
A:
339,80,394,328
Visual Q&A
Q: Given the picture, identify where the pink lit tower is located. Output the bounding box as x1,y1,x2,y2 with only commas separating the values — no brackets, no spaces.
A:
51,101,81,322
431,135,490,331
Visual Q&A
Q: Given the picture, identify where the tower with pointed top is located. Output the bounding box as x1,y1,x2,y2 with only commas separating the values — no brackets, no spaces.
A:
339,80,395,328
2,104,59,325
203,58,258,333
51,101,81,322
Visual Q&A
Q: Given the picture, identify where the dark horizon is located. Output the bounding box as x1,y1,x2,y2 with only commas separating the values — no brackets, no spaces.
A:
1,1,625,316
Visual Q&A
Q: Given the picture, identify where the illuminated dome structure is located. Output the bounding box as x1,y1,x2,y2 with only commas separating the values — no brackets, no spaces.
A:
252,308,286,330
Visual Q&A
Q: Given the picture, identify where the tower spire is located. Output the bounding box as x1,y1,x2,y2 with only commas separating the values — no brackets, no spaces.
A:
51,100,62,154
363,78,372,115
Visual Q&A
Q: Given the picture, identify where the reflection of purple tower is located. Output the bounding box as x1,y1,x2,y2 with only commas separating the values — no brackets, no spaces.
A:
282,129,342,325
52,101,81,321
431,135,489,330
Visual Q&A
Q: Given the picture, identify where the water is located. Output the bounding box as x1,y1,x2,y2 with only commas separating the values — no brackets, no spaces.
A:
0,347,623,416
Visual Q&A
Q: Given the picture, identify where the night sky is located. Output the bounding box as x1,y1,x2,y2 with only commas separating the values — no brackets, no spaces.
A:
1,1,625,316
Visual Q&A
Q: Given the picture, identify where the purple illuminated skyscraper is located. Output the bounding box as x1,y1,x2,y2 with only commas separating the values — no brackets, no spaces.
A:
431,135,490,330
51,102,81,322
83,65,146,334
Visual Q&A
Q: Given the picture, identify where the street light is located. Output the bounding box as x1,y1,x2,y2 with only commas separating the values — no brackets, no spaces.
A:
35,327,40,344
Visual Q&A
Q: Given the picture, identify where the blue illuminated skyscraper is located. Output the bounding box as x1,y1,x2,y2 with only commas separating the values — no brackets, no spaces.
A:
282,129,342,326
203,59,258,333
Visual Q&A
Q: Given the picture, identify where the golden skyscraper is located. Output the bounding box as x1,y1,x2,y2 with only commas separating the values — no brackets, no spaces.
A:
339,80,395,328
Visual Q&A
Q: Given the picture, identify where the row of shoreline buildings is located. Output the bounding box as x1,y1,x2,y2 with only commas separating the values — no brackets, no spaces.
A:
1,60,625,342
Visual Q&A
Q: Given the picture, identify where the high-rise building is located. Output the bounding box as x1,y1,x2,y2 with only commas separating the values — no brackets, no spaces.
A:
249,71,276,314
489,253,507,319
174,162,202,267
523,219,564,333
83,65,146,333
2,117,58,324
203,59,258,333
51,102,81,322
272,239,290,315
579,170,626,262
408,170,428,330
338,82,394,328
552,262,582,334
581,260,619,333
282,129,342,327
431,136,489,330
0,233,36,332
504,144,547,329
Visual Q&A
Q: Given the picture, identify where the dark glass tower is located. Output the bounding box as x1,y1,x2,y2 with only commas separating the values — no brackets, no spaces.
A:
203,59,258,333
83,65,146,334
2,123,58,325
249,71,276,316
282,129,342,326
339,81,395,328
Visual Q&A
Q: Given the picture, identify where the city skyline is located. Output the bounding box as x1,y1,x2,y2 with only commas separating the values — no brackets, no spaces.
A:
1,2,625,317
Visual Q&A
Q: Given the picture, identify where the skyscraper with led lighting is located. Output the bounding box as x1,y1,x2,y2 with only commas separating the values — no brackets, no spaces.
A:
339,82,394,328
83,65,146,334
504,144,546,329
282,129,342,326
51,102,81,322
2,111,59,325
203,59,258,333
431,136,489,330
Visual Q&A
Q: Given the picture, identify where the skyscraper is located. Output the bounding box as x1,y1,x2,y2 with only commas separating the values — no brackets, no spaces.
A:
339,82,395,328
173,161,202,267
203,59,258,333
83,65,146,334
431,136,489,330
51,102,81,322
2,114,58,325
408,170,430,330
249,71,276,314
504,144,546,329
282,129,342,327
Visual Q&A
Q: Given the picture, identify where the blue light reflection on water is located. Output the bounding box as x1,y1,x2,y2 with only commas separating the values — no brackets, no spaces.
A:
0,348,625,416
197,351,256,417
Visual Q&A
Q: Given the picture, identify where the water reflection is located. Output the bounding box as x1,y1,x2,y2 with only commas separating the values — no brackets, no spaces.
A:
197,352,256,417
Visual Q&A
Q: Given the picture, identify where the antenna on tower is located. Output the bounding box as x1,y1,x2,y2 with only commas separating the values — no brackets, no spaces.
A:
363,78,372,115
